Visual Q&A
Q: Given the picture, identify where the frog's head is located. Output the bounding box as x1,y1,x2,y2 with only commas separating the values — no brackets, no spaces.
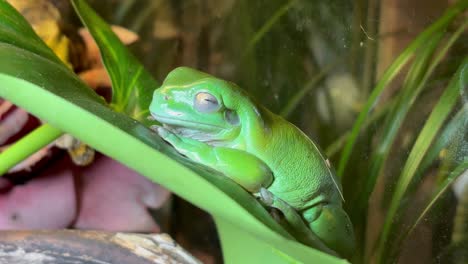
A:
150,67,256,145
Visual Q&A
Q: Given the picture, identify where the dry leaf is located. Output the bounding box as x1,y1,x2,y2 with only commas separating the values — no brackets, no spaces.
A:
8,0,70,65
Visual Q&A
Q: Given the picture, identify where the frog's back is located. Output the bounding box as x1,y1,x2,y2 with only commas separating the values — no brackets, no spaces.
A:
256,113,343,210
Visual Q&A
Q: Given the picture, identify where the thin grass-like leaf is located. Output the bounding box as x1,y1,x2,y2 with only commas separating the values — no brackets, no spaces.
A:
368,31,444,170
396,160,468,255
336,1,467,178
242,0,298,58
417,107,467,181
357,20,467,212
452,175,468,243
113,0,136,23
325,94,397,157
388,106,466,258
375,57,468,263
280,60,337,118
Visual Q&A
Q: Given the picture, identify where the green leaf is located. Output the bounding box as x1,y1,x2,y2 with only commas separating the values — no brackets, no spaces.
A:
324,96,397,157
280,60,338,118
0,124,62,175
0,0,63,65
242,0,298,59
397,160,468,253
71,0,157,122
375,57,468,263
452,177,468,244
336,1,468,179
366,31,444,182
0,43,342,264
416,107,467,183
357,19,467,214
0,1,345,263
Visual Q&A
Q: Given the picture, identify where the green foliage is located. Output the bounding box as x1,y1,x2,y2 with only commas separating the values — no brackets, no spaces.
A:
0,0,346,263
0,0,467,263
376,58,467,263
71,0,156,120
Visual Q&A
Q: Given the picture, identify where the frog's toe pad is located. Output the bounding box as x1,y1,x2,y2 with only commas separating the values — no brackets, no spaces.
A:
155,127,181,145
152,126,170,138
150,125,161,132
258,187,274,206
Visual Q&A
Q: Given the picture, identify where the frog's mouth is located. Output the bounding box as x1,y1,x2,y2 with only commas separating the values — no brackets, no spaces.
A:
150,113,227,132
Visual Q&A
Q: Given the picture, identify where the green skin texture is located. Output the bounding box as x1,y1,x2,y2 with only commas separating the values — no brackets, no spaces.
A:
150,67,355,257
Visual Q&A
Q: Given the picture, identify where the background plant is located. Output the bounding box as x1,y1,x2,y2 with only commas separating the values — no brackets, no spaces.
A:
0,0,467,263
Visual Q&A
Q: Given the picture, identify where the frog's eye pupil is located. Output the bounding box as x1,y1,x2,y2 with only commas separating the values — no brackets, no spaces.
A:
194,92,220,113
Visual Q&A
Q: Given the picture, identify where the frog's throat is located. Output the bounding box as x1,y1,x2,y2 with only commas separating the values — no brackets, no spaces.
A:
151,113,227,131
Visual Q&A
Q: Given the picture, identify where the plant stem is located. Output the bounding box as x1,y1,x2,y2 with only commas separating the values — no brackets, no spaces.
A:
0,123,63,175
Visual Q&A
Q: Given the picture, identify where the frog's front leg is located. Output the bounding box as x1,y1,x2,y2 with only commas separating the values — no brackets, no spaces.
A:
301,204,356,258
156,127,273,192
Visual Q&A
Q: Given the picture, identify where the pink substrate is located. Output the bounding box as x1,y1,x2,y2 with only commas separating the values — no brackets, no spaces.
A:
0,100,170,232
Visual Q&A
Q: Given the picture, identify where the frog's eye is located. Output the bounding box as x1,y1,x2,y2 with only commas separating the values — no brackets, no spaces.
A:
194,92,221,113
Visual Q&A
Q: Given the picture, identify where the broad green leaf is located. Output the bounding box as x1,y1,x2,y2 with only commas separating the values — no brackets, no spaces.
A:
71,0,156,121
71,0,338,258
71,0,340,257
375,57,468,263
336,1,468,179
0,0,79,174
0,44,341,264
0,1,345,263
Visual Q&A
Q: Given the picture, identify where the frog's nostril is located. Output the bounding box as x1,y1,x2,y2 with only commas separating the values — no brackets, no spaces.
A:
164,95,169,101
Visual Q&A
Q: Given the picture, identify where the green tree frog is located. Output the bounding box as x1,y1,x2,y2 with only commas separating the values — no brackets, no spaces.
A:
149,67,355,257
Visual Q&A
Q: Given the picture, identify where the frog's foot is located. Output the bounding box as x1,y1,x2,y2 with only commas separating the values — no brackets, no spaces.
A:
257,187,274,206
254,188,286,224
151,125,174,141
301,205,355,258
152,126,214,163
